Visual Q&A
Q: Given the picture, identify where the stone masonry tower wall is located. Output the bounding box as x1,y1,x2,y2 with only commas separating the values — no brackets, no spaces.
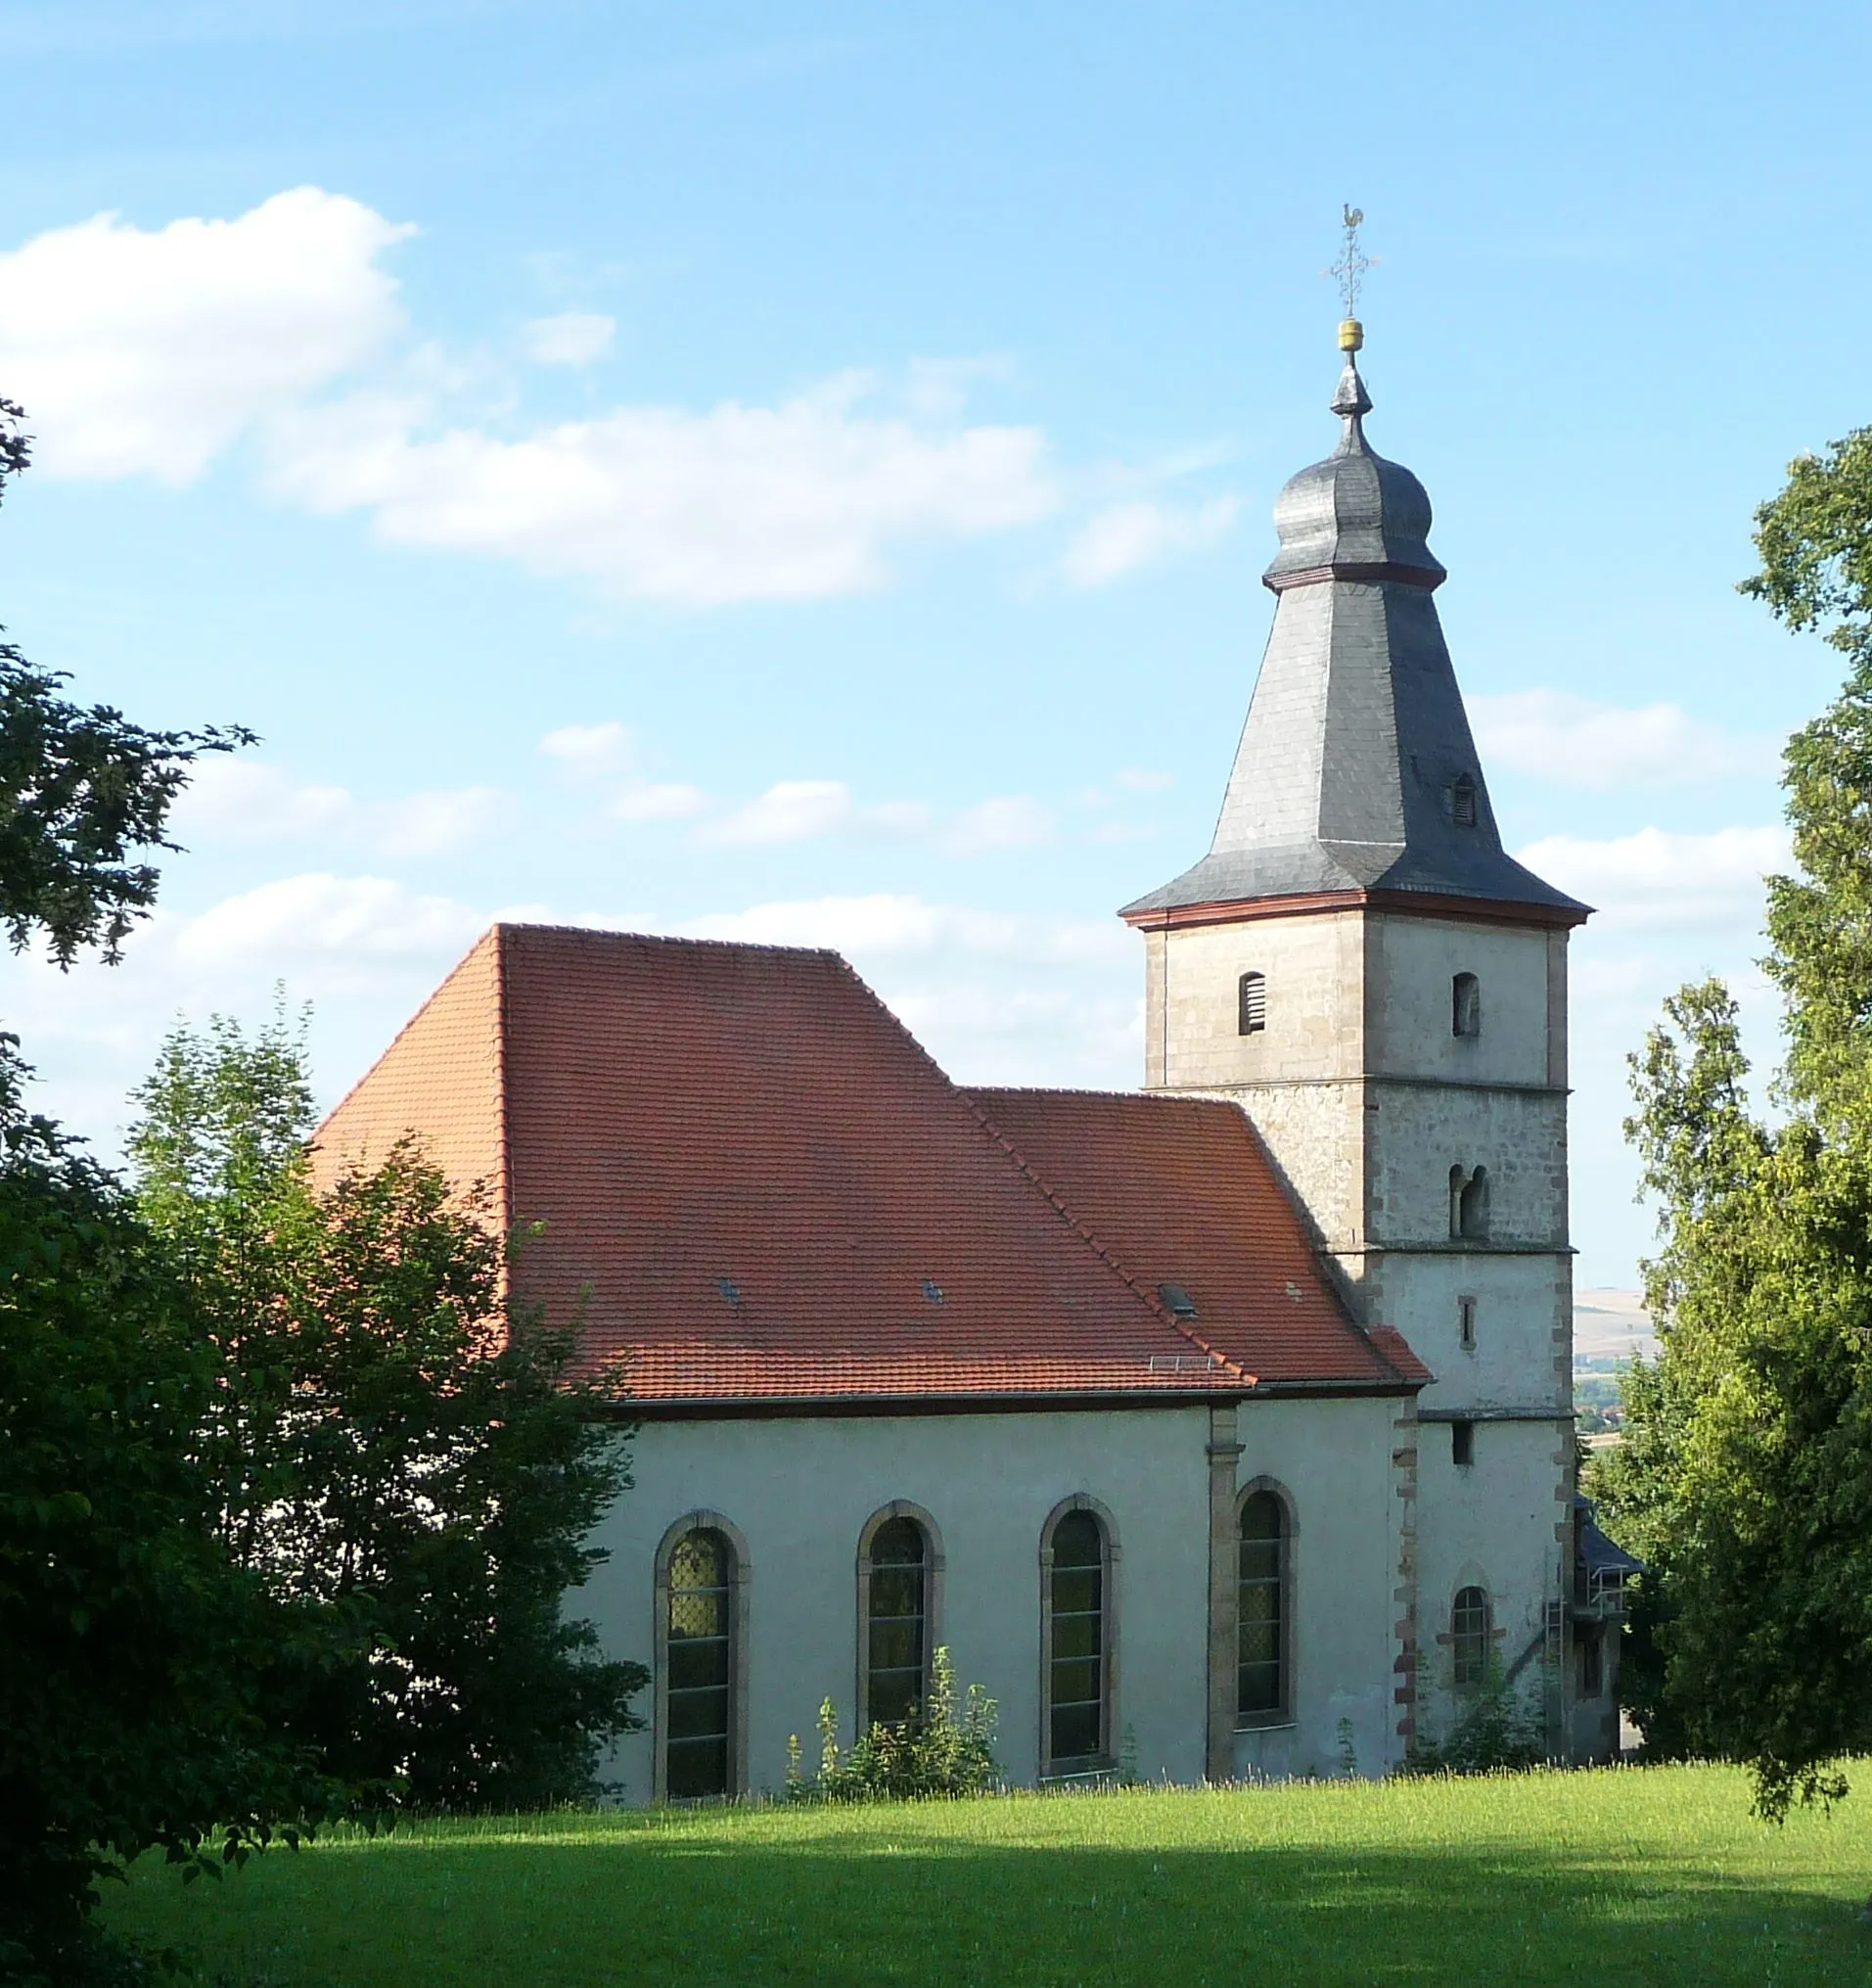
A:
1121,326,1590,1758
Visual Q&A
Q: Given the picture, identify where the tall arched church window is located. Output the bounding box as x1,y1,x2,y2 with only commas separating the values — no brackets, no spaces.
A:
1238,971,1266,1036
1452,1585,1490,1691
1043,1502,1115,1770
863,1514,930,1728
1451,775,1479,828
1238,1490,1290,1725
1452,972,1482,1039
663,1526,736,1798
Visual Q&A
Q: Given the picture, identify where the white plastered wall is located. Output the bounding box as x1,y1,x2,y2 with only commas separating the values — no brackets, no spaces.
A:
584,1397,1410,1799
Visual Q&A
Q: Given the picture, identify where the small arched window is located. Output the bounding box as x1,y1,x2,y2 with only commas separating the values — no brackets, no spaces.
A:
1238,971,1266,1036
1451,775,1479,828
864,1515,929,1729
1459,1166,1490,1240
1452,972,1482,1039
665,1527,735,1798
1452,1585,1490,1691
1238,1491,1288,1724
1045,1506,1111,1768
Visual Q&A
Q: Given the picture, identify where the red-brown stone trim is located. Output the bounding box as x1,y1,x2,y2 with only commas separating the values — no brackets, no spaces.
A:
1121,888,1589,935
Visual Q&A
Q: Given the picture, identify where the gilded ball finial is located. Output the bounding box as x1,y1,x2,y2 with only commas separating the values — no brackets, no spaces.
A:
1339,318,1364,352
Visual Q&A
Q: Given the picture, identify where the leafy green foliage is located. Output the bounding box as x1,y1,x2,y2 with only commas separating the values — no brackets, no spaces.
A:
128,1013,648,1811
1594,437,1872,1820
0,1043,343,1983
1406,1656,1548,1777
786,1647,999,1801
0,403,250,968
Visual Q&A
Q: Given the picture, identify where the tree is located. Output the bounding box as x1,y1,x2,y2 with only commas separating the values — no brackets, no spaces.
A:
129,1013,648,1809
0,399,251,967
0,403,316,1981
1596,426,1872,1818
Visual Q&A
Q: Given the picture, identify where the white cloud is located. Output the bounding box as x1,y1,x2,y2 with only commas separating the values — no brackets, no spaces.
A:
522,311,616,366
682,893,1128,965
703,779,858,845
1115,767,1174,792
266,370,1058,604
1062,494,1239,587
168,759,503,856
611,779,709,822
943,796,1053,855
0,187,411,483
1471,690,1780,790
172,873,487,981
1518,824,1790,931
540,720,634,775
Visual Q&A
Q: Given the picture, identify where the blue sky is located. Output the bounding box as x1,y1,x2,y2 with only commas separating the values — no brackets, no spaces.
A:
0,0,1863,1287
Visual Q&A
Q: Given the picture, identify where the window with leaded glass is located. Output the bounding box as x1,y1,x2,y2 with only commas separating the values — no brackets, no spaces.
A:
1048,1508,1107,1766
665,1528,732,1797
1451,1585,1489,1692
865,1515,928,1728
1238,1491,1286,1723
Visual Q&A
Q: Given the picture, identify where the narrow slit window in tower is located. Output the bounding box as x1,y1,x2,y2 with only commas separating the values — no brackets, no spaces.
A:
1238,970,1266,1036
1451,1419,1476,1468
1452,971,1482,1039
1457,1293,1478,1351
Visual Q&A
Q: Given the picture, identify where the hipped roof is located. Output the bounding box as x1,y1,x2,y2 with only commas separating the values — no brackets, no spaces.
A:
315,923,1426,1409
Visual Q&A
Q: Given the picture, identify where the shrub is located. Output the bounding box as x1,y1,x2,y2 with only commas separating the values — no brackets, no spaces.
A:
786,1647,998,1801
1409,1657,1549,1776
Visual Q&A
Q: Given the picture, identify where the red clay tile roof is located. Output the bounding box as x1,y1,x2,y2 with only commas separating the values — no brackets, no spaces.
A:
968,1087,1430,1389
315,923,1427,1405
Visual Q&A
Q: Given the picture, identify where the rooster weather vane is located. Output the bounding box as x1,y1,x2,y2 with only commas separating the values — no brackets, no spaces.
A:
1326,204,1374,321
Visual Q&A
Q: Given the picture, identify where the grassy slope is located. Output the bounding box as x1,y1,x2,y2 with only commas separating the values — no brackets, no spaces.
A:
104,1765,1872,1987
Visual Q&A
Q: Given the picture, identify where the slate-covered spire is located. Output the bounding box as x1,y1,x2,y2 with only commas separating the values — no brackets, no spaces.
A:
1121,325,1585,923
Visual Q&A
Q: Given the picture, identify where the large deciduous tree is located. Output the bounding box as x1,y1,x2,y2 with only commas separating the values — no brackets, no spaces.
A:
0,409,322,1983
129,1012,648,1810
1596,424,1872,1817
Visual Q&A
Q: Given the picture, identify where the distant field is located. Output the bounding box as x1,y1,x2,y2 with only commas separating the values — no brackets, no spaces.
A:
103,1764,1872,1986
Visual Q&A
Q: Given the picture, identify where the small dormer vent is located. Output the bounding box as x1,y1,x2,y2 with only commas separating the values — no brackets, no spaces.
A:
1157,1280,1199,1319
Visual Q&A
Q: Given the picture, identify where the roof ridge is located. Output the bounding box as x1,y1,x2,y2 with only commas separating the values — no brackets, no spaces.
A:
820,956,1253,1383
493,919,844,961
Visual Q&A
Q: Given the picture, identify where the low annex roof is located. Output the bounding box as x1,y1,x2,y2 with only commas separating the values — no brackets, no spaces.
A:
968,1086,1429,1390
315,923,1427,1409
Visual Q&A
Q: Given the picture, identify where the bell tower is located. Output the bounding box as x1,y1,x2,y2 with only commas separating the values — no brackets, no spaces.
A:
1120,309,1590,1750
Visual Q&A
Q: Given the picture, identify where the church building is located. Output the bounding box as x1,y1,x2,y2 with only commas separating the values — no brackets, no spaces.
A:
317,319,1628,1794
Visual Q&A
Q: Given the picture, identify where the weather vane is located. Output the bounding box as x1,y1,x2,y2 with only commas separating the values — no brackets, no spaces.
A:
1324,204,1374,352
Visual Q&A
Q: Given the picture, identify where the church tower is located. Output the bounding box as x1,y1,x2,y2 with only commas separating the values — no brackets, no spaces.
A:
1120,316,1590,1751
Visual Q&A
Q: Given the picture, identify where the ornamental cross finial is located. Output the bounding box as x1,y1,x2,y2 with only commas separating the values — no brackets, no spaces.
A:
1327,204,1371,319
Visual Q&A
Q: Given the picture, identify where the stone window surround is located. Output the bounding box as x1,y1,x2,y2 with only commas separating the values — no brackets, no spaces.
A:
1438,1575,1504,1695
1234,1475,1300,1733
652,1508,753,1802
854,1500,946,1733
1037,1493,1121,1778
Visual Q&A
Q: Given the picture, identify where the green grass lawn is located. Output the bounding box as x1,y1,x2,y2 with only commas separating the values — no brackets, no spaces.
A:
103,1765,1872,1987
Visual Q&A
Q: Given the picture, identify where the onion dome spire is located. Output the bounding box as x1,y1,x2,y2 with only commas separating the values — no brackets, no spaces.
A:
1119,292,1586,928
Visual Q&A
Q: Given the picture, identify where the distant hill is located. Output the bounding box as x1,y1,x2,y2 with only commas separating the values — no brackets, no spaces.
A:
1575,1289,1655,1364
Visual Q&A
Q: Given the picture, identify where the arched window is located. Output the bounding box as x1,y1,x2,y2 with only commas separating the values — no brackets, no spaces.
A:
1452,1585,1490,1691
1452,972,1481,1039
862,1513,931,1729
1238,1490,1289,1725
1459,1166,1490,1240
1043,1503,1114,1770
664,1526,735,1797
1451,775,1479,828
1238,970,1266,1036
